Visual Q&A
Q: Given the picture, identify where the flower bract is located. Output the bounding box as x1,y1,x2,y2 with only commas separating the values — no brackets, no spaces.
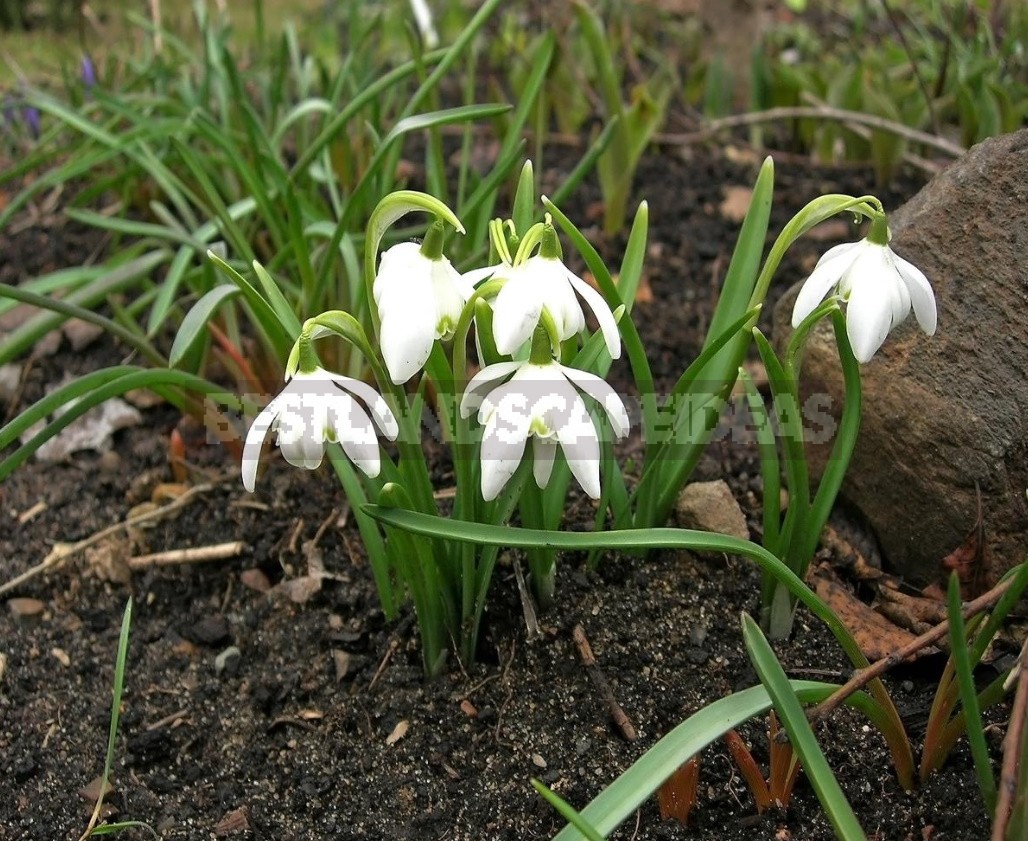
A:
374,242,473,384
459,360,629,501
242,367,398,491
791,237,937,362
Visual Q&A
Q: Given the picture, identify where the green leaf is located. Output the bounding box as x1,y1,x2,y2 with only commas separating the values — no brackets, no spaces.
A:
512,160,536,238
383,104,512,146
550,678,876,841
532,781,604,841
169,285,241,368
742,615,867,841
251,261,303,338
946,573,997,814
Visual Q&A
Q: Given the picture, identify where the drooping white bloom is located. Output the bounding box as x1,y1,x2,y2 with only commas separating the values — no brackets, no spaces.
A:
407,0,439,48
459,360,629,501
374,242,474,385
487,254,622,361
242,367,398,491
791,238,937,363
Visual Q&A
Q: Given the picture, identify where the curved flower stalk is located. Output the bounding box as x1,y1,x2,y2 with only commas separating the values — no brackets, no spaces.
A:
791,214,936,363
470,220,622,361
373,222,476,384
242,365,398,492
460,355,629,501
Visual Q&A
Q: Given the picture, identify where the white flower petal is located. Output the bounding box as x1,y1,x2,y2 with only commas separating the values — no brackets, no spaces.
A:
373,242,423,305
378,289,437,384
844,271,897,363
566,271,621,360
333,375,399,440
460,263,503,291
533,259,585,339
559,365,630,439
330,394,383,478
532,437,558,489
491,267,543,355
431,261,468,338
894,253,937,336
277,396,328,470
240,395,282,491
791,240,862,327
555,396,602,498
480,412,530,501
460,360,522,418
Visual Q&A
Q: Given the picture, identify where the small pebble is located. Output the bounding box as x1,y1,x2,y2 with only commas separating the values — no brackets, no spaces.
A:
98,450,122,476
188,614,231,647
531,753,547,769
332,649,351,682
215,646,241,677
8,598,45,621
385,720,409,746
51,648,70,668
239,569,271,593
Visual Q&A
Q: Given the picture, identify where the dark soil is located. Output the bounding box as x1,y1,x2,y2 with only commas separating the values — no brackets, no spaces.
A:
0,144,1000,841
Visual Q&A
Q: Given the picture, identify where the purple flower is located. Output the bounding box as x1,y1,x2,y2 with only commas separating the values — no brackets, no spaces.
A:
81,55,97,90
22,105,40,139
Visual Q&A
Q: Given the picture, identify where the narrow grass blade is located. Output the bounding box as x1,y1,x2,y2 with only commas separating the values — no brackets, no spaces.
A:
741,614,867,841
946,573,997,814
532,780,605,841
169,285,241,368
80,598,133,840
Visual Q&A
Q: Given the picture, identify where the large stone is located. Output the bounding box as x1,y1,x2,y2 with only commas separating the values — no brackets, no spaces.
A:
773,130,1028,586
674,480,750,541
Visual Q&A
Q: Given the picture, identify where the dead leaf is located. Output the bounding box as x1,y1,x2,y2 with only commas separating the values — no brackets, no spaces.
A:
78,776,114,802
940,486,987,600
273,575,322,604
0,362,21,401
22,394,142,462
719,185,753,223
822,525,881,582
86,536,133,585
812,567,921,661
123,388,165,409
875,586,947,634
61,318,103,351
806,218,854,242
214,806,250,836
634,273,654,304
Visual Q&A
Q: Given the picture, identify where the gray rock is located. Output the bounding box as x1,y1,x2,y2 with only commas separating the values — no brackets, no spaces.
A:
674,479,749,541
773,129,1028,585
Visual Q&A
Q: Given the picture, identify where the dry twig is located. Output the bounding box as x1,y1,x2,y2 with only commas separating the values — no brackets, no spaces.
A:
0,482,217,597
573,623,637,741
991,635,1028,841
810,573,1019,722
128,541,245,569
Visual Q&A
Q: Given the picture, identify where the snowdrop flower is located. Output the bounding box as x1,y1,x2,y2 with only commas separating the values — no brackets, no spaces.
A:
407,0,439,48
477,224,621,361
242,367,398,491
374,228,473,385
791,215,937,363
460,359,629,501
